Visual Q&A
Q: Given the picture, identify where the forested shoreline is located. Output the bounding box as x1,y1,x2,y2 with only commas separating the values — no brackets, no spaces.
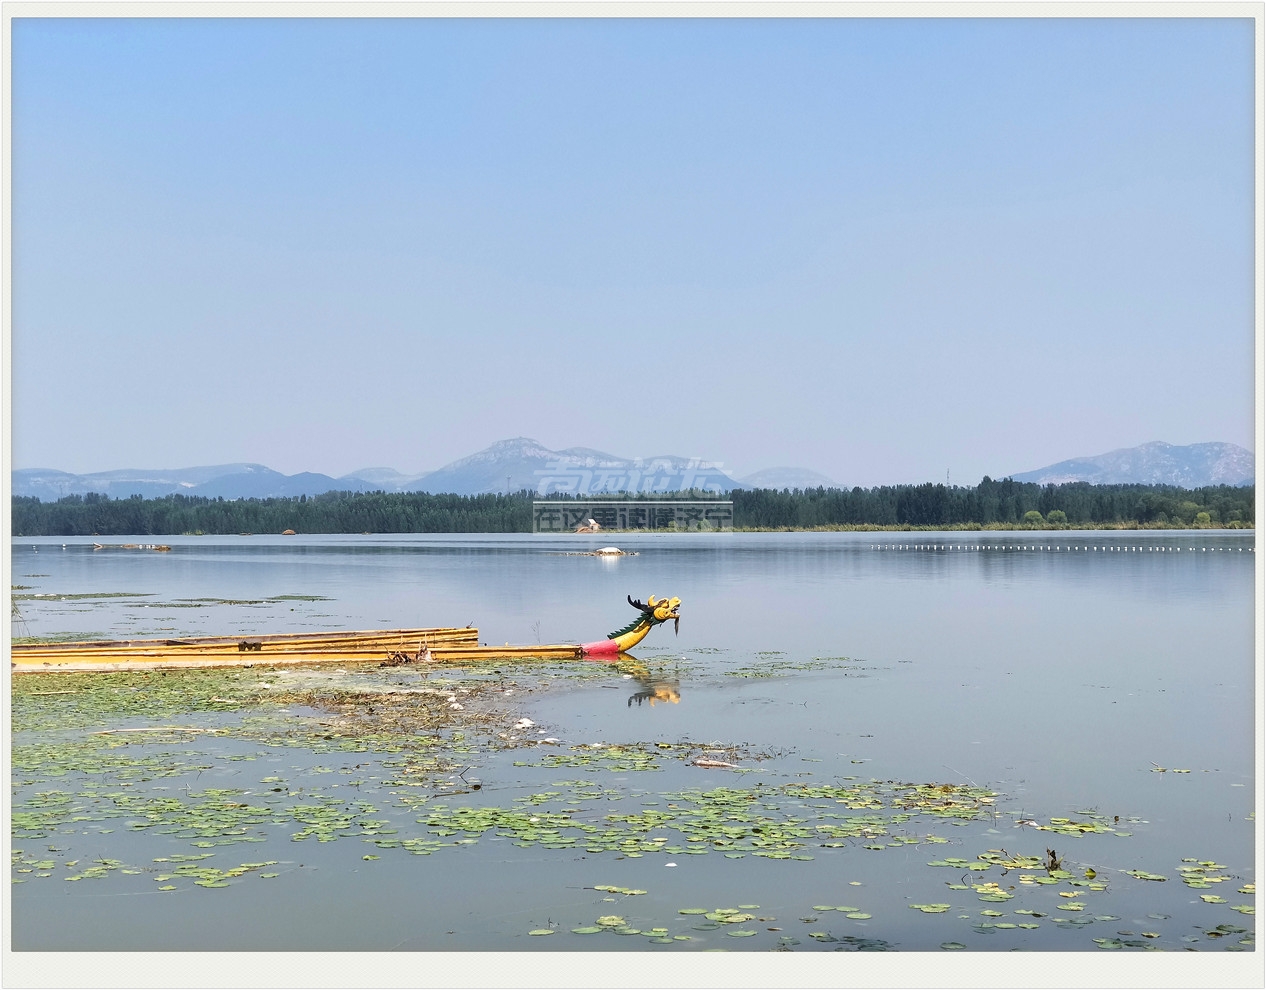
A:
11,478,1254,536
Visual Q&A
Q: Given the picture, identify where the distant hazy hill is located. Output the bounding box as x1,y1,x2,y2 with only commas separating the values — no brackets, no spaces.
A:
737,467,839,490
11,463,389,501
16,438,1253,501
12,438,751,500
410,437,743,495
1009,441,1254,487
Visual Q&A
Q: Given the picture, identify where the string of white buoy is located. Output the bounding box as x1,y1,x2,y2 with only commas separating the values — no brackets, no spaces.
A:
868,543,1252,552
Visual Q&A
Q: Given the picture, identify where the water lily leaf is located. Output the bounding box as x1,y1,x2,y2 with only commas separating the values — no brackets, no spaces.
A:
845,912,871,920
571,926,602,934
940,941,967,950
728,930,758,937
527,929,554,936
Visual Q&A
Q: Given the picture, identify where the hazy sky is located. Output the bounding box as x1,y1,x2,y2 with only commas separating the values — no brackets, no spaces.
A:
9,15,1257,486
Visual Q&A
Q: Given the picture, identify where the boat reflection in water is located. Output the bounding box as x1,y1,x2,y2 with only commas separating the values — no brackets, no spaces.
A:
580,650,683,708
627,673,681,708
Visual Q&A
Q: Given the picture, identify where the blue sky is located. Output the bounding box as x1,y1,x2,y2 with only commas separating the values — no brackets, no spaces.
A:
9,16,1257,486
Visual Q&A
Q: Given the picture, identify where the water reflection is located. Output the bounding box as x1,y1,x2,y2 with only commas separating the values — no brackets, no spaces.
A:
575,650,685,708
627,673,681,708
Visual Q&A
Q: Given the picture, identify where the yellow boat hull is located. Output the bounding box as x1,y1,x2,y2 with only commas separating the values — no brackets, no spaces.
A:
9,627,586,673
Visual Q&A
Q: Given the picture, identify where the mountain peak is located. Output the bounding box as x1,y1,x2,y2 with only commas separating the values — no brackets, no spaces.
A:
1009,441,1253,487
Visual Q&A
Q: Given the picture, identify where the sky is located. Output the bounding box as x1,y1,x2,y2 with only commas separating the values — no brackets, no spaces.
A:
8,15,1258,487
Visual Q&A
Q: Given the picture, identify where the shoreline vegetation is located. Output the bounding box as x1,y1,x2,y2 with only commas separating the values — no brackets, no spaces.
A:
11,479,1254,536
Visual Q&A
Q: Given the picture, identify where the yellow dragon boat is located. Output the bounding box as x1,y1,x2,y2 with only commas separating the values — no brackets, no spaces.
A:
9,595,682,673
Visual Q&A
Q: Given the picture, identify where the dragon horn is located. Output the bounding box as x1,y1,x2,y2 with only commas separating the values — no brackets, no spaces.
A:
648,595,658,607
674,616,679,635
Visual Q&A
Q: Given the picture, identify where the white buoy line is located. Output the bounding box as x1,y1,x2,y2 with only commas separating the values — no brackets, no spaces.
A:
868,543,1252,552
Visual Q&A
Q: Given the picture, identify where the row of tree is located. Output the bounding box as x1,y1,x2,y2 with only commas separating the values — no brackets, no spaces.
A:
11,490,533,537
731,478,1255,529
10,479,1254,535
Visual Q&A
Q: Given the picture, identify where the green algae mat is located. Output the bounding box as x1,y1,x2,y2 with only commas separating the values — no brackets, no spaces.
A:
9,660,1255,953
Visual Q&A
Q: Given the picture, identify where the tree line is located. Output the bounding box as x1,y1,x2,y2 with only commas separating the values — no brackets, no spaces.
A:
731,478,1253,529
10,478,1254,535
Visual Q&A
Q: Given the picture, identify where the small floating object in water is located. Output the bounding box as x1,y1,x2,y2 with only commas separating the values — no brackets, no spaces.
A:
594,547,634,556
693,758,739,770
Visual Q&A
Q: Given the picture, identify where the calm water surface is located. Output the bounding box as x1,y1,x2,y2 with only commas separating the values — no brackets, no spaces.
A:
9,531,1257,953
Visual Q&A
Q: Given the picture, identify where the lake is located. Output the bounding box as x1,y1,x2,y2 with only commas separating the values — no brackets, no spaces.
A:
7,531,1258,978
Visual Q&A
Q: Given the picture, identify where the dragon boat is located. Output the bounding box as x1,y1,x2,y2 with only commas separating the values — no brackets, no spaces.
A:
10,594,681,673
579,595,681,656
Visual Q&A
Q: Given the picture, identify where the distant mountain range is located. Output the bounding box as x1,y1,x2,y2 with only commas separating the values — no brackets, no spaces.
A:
1010,441,1254,488
13,438,781,500
12,438,1253,501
